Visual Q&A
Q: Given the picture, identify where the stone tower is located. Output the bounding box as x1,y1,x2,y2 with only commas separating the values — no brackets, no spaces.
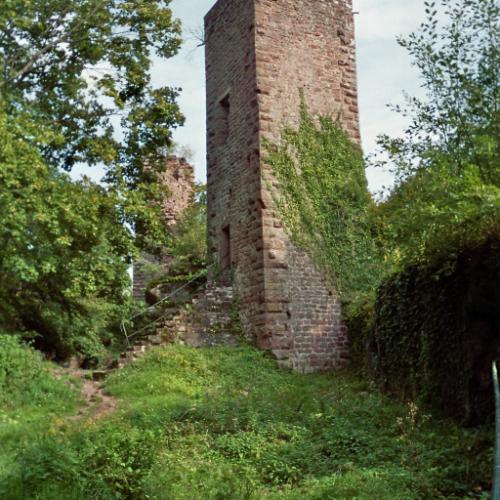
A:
205,0,361,372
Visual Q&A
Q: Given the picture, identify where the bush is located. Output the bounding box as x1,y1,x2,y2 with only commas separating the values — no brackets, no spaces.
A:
0,334,75,408
0,104,150,362
347,236,500,425
169,184,208,274
343,292,377,377
3,424,161,500
137,184,208,306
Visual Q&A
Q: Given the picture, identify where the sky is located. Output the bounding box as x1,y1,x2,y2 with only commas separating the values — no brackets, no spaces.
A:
150,0,429,194
73,1,429,192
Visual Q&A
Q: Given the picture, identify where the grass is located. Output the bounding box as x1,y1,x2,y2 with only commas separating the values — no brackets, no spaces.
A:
0,340,494,499
0,335,80,498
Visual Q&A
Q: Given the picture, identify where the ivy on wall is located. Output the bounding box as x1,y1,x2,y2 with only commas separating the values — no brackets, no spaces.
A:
348,236,500,425
264,100,384,299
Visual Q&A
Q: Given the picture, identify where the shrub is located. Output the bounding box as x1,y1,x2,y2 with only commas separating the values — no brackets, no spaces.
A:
0,333,75,408
348,236,500,425
343,292,377,377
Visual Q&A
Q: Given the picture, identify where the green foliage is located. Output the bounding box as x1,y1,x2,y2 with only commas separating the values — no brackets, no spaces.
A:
13,426,161,499
376,0,500,268
349,237,500,425
146,184,208,294
345,0,499,428
0,334,76,408
0,0,186,359
0,0,185,253
380,0,499,183
168,183,208,276
0,333,78,494
0,103,136,359
2,346,492,498
376,164,500,269
343,292,377,377
265,101,383,298
0,0,183,182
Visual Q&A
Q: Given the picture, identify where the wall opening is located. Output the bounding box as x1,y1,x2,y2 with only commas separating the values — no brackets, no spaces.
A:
220,225,231,270
217,93,230,146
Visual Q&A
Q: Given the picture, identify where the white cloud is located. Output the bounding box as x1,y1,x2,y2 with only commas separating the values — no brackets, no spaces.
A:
352,0,427,191
353,0,425,40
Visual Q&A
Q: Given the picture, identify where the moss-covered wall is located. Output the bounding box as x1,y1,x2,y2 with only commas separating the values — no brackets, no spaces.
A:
347,237,500,425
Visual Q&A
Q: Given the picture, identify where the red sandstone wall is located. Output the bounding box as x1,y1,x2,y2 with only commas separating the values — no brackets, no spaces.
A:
254,0,357,371
158,156,195,226
205,0,360,371
254,0,360,142
205,0,266,338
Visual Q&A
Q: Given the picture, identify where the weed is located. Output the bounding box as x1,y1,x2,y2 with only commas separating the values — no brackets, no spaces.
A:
0,343,493,499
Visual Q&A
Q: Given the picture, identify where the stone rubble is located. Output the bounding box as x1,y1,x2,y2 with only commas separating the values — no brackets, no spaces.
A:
117,284,239,369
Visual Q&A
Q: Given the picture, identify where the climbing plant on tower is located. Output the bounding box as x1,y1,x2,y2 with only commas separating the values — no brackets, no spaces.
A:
265,100,383,299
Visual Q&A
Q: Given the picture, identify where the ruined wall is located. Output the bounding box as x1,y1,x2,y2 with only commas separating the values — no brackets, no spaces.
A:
132,156,195,300
158,156,196,226
205,0,360,371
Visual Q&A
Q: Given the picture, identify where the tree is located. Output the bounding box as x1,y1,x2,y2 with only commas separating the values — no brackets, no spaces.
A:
0,1,187,358
377,0,500,267
0,0,185,249
0,0,183,184
0,105,136,359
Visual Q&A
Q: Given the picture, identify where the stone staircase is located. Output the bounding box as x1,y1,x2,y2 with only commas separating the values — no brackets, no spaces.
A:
115,283,239,369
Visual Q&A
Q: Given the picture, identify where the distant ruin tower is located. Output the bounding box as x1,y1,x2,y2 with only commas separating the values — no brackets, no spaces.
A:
205,0,361,372
133,156,195,301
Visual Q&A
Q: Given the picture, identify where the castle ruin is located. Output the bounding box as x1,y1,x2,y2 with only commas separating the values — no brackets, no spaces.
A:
132,156,195,300
205,0,361,372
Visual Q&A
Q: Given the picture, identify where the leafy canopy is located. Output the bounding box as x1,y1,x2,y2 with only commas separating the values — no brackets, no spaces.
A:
0,0,184,187
0,1,187,357
377,0,500,267
0,104,135,358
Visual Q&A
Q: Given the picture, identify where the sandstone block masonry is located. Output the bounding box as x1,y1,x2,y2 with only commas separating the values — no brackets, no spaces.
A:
158,156,196,227
133,156,195,300
205,0,361,372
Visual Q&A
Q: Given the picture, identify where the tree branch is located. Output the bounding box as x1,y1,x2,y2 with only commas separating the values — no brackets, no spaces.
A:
11,33,71,82
10,2,101,83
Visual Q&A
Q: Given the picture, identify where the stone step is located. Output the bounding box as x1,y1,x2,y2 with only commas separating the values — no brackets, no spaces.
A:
107,359,120,369
122,283,237,355
92,370,109,381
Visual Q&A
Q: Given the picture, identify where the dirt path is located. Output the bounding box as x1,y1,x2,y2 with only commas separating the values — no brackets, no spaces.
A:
75,372,117,421
55,366,118,421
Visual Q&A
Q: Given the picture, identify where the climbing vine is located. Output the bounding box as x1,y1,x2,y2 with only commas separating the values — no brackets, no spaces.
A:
264,100,384,299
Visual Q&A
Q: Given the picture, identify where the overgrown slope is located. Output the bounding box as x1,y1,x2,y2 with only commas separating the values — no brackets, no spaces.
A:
0,341,492,499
